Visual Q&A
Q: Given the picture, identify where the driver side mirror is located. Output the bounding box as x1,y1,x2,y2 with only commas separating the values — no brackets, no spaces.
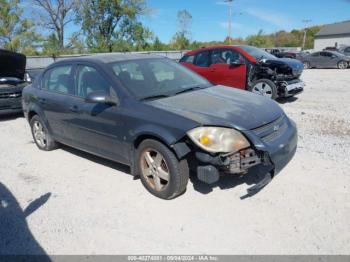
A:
230,60,244,66
85,91,117,106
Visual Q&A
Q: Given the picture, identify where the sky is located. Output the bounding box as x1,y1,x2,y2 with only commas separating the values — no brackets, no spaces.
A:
21,0,350,43
140,0,350,42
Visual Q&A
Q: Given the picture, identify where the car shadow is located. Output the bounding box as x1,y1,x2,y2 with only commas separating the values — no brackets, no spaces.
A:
60,145,132,176
189,165,273,199
276,96,299,104
61,145,273,199
0,112,24,122
0,182,51,259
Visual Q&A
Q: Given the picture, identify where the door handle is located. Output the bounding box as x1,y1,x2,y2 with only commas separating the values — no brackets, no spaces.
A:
69,105,79,113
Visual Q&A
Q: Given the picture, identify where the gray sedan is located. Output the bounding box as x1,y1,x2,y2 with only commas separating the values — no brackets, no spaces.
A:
303,51,350,69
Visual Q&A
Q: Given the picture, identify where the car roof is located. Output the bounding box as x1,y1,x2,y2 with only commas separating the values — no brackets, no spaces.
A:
52,53,165,65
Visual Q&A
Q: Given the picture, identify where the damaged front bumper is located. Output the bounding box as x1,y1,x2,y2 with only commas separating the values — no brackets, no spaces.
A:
193,115,298,193
278,79,304,97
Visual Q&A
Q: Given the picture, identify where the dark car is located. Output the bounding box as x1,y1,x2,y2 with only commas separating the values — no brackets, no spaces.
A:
339,46,350,57
22,54,298,199
0,49,27,115
275,51,308,62
180,45,304,100
303,51,350,69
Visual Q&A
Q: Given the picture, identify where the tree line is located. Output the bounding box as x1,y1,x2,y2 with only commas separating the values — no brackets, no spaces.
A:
0,0,321,56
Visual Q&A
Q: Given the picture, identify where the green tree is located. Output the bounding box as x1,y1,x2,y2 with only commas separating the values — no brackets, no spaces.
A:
0,0,41,54
75,0,149,52
151,37,166,51
170,9,192,50
246,30,273,48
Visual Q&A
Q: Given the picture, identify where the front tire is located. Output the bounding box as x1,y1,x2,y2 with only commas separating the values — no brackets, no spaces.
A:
136,139,189,200
303,61,310,69
30,115,58,151
248,79,278,100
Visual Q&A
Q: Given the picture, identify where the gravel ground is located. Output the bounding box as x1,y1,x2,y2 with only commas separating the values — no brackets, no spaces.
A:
0,69,349,255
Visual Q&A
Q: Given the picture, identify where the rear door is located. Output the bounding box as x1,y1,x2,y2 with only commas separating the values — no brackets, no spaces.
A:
39,64,77,143
180,50,213,81
208,48,247,89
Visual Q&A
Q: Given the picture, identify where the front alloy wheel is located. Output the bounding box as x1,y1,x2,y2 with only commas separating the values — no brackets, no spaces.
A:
141,149,170,191
136,139,189,199
249,79,277,99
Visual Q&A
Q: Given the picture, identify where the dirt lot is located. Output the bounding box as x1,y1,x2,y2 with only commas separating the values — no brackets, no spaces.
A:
0,69,349,255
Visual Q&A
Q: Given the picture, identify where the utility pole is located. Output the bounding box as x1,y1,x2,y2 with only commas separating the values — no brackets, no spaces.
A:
302,19,312,50
224,0,234,44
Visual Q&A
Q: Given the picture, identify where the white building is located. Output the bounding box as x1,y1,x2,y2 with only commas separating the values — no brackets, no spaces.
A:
314,21,350,51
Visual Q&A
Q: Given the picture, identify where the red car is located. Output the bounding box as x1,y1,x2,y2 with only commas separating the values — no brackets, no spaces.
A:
180,45,304,99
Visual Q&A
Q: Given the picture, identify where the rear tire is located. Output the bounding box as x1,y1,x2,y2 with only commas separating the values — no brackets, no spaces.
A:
136,139,189,200
30,115,58,151
338,61,348,69
248,79,278,100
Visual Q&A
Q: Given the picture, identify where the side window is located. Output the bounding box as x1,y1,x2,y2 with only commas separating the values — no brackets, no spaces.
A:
194,51,210,67
180,55,195,64
76,65,111,98
42,65,74,95
320,52,331,57
312,52,319,57
211,49,243,65
345,47,350,52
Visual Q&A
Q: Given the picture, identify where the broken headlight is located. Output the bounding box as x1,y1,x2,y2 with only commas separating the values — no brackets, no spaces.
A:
187,127,250,153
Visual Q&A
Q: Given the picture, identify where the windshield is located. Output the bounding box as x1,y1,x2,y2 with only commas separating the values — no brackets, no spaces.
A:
110,58,212,100
238,45,277,60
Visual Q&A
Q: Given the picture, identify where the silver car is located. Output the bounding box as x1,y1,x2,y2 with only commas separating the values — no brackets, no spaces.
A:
303,51,350,69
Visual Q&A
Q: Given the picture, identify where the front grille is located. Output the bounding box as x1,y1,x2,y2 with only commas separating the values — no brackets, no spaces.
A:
0,91,22,99
252,115,288,143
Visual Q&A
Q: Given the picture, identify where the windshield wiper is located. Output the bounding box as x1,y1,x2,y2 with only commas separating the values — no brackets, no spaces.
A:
139,94,169,101
174,86,204,96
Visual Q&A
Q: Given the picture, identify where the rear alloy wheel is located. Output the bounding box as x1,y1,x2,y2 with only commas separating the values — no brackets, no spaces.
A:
136,139,189,199
30,115,58,151
337,61,348,69
249,79,277,100
303,61,310,69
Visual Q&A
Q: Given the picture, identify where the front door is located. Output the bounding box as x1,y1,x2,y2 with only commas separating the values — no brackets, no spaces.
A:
69,64,126,163
208,48,247,89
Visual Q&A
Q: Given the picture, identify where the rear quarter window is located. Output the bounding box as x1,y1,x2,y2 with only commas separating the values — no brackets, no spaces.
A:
180,55,195,64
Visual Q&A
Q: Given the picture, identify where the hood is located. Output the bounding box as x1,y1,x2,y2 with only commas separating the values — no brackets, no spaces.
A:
148,86,284,131
261,57,304,77
0,49,26,80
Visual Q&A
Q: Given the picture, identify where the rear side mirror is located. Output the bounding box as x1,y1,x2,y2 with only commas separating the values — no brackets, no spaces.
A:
85,91,116,106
